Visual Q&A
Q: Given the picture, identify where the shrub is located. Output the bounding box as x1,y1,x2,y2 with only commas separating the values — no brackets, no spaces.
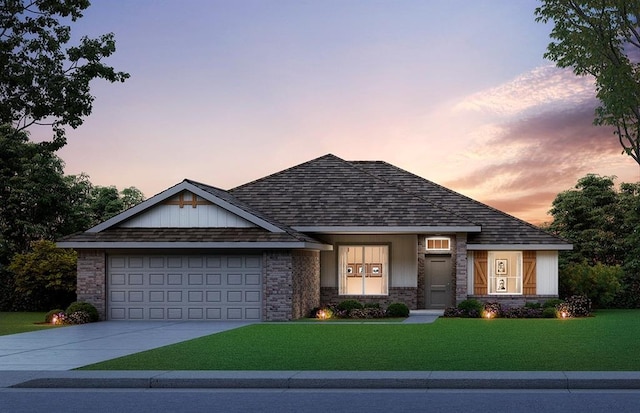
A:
482,302,502,318
386,302,410,317
457,299,483,318
66,301,99,322
363,302,380,309
560,262,623,307
443,307,464,317
524,302,541,309
67,311,91,325
349,307,387,319
564,294,592,317
502,307,543,318
542,307,557,318
337,300,364,315
543,299,563,308
45,309,65,323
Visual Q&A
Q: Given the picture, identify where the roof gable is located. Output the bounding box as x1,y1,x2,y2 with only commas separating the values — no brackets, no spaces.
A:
88,180,284,233
230,154,480,232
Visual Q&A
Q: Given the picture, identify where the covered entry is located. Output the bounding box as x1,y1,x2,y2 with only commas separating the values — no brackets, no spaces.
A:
425,255,453,308
107,254,262,320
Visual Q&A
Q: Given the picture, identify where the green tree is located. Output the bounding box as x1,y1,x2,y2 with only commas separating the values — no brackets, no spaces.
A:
8,240,77,310
1,0,129,147
547,174,640,307
535,0,640,165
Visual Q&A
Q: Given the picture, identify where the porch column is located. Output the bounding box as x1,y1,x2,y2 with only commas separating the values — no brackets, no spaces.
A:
455,233,468,304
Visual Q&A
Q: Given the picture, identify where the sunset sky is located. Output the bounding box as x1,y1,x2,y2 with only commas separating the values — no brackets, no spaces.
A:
49,0,639,225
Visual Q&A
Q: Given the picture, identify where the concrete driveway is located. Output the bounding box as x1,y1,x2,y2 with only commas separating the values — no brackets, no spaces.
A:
0,321,253,370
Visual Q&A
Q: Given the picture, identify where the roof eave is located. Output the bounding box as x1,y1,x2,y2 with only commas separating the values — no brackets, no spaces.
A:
467,244,573,251
292,226,482,234
57,241,333,251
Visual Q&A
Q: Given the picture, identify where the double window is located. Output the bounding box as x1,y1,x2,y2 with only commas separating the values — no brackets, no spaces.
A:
338,245,389,295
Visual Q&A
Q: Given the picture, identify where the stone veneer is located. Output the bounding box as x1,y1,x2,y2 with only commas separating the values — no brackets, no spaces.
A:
454,233,468,305
76,249,107,320
291,250,320,319
320,287,418,309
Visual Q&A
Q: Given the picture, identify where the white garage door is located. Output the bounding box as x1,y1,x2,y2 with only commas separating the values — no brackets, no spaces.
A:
107,254,262,320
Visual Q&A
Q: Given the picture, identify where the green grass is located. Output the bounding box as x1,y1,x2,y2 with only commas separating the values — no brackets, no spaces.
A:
80,310,640,371
0,312,64,336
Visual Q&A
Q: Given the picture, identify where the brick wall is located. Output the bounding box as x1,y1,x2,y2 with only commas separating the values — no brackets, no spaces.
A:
76,249,106,320
263,251,294,321
454,233,468,305
291,250,320,319
320,287,417,309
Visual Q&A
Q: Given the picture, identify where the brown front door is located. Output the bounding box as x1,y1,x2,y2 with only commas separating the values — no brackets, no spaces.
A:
425,255,453,308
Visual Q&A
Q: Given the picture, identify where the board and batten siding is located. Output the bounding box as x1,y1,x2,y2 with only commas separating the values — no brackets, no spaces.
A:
319,234,417,288
121,192,256,228
468,250,559,295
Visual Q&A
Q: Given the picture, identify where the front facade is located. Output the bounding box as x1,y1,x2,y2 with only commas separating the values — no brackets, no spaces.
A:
59,154,571,321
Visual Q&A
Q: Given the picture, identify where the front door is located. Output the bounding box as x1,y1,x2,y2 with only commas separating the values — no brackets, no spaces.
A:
425,255,453,308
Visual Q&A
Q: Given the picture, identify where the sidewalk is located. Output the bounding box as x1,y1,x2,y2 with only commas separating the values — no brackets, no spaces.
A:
4,370,640,390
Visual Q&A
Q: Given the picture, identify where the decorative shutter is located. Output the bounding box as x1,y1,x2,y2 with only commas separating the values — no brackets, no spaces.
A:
473,251,488,295
523,251,537,295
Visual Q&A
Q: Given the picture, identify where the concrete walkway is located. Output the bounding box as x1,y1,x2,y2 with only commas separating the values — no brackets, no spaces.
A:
0,321,252,371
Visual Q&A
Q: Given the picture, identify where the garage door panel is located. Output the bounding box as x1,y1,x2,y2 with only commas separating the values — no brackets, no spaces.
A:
108,254,262,321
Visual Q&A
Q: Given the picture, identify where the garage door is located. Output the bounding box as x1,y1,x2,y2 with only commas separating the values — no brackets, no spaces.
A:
107,254,262,320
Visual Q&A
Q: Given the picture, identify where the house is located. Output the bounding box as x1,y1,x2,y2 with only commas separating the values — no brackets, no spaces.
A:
58,154,572,321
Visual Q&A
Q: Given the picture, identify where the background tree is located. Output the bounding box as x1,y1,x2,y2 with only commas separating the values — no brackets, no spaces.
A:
535,0,640,166
546,174,640,307
1,0,129,147
8,240,77,310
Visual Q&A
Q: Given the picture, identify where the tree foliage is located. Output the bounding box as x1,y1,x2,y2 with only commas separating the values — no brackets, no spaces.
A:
0,0,129,147
8,240,77,310
535,0,640,165
546,174,640,307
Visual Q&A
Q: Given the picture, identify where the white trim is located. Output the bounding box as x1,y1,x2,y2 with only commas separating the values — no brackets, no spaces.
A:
57,241,333,250
88,181,285,234
293,226,482,234
467,244,573,251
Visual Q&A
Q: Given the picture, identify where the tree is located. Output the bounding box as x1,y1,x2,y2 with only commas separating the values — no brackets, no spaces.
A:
535,0,640,166
8,240,77,310
0,0,129,148
546,174,640,307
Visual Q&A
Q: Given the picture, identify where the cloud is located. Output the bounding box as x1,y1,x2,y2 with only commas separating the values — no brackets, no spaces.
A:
454,65,595,118
447,65,626,224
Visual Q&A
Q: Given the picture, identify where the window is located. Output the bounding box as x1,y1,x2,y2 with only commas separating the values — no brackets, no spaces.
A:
488,251,522,294
426,237,450,251
338,245,389,295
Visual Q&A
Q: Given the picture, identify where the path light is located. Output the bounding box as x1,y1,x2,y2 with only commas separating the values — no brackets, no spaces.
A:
483,311,494,319
560,311,568,319
317,309,330,320
51,314,58,324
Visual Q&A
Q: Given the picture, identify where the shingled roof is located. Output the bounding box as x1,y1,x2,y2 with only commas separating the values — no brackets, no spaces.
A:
230,154,479,231
230,154,570,247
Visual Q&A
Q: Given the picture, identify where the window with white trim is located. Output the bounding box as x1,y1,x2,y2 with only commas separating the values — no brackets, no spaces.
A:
426,237,450,252
488,251,522,294
338,245,389,295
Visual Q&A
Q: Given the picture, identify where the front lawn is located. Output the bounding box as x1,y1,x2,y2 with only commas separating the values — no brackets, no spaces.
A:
0,312,63,336
80,310,640,371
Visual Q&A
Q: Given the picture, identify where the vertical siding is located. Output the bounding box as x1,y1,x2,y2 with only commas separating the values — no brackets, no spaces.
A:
523,251,537,295
319,234,417,288
121,204,256,228
536,251,558,295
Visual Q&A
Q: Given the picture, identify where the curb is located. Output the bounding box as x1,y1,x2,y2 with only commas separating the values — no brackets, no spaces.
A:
6,371,640,390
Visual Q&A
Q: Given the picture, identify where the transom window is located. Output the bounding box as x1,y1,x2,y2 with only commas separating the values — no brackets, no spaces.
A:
426,237,450,251
488,251,523,294
338,245,389,296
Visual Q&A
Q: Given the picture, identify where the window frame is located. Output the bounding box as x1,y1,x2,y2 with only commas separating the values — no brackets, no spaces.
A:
425,236,451,252
487,251,523,295
337,244,390,296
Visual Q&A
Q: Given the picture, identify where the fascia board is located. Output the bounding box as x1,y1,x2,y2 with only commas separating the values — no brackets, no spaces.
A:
292,226,482,234
467,244,573,251
57,241,333,251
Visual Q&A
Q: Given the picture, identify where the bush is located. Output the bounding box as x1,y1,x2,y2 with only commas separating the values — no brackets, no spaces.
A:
349,307,387,319
443,307,464,317
564,294,592,317
482,302,502,318
336,300,364,315
66,311,91,325
560,262,623,307
66,301,99,322
386,302,410,317
363,302,380,309
502,307,543,318
45,309,65,323
457,299,483,318
543,299,564,308
524,302,541,309
542,307,557,318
